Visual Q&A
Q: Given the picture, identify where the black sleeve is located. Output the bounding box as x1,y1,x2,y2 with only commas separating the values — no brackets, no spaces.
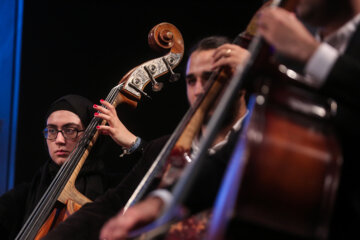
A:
319,26,360,143
307,30,360,239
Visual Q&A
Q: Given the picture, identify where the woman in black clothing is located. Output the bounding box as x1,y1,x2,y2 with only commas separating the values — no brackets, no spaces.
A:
0,94,131,239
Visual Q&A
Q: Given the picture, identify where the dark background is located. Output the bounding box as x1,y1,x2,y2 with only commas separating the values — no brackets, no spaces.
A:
15,0,263,184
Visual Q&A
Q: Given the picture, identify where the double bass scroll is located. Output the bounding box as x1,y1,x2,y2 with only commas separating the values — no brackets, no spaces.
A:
118,23,184,108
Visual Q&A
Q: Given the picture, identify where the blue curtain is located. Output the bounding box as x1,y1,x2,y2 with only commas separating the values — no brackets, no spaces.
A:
0,0,23,194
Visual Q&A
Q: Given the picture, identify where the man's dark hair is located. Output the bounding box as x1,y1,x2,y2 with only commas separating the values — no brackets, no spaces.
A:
187,36,232,58
193,36,231,51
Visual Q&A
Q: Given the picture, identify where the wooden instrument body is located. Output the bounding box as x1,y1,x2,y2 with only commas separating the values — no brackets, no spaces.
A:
231,77,342,239
34,200,81,240
228,1,341,235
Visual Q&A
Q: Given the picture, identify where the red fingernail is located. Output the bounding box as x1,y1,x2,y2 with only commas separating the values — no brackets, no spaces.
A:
96,125,100,129
100,99,104,102
93,104,97,108
94,112,99,116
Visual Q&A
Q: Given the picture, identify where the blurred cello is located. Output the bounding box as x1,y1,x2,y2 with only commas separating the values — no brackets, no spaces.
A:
14,22,184,240
202,0,342,239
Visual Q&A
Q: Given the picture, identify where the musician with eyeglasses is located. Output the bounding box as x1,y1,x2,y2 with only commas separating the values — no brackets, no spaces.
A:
0,94,137,239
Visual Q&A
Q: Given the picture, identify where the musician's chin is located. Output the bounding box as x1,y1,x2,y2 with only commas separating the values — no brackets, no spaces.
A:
53,156,69,165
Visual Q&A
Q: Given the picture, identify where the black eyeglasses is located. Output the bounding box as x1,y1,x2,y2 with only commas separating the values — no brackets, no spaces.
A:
43,127,85,140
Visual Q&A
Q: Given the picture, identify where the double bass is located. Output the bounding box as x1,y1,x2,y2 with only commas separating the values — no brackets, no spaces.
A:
14,22,184,240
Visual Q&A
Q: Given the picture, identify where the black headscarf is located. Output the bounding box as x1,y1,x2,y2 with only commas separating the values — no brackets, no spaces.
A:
43,94,101,176
45,94,95,127
43,94,98,176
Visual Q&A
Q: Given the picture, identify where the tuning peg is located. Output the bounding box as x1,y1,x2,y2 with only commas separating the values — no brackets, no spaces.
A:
144,65,164,92
162,57,180,82
169,72,180,82
152,82,164,92
128,82,152,99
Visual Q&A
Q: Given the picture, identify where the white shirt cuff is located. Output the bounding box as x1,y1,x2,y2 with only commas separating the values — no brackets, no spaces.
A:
148,189,173,212
304,43,339,87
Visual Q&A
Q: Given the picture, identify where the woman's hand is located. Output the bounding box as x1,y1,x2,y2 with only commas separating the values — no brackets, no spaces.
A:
93,99,137,148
